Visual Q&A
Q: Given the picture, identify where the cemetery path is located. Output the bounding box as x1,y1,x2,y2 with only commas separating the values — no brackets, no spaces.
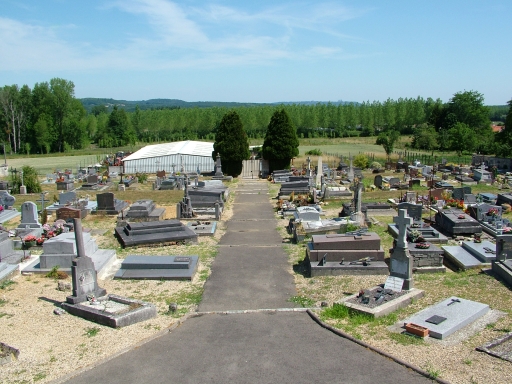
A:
198,180,298,312
64,179,433,384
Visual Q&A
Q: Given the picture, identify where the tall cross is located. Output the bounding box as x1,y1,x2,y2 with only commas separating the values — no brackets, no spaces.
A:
393,209,412,248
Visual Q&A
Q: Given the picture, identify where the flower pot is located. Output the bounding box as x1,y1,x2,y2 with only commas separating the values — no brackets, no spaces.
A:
405,323,429,337
22,241,36,249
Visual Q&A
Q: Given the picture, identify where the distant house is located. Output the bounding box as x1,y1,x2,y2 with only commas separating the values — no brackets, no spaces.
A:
492,125,504,133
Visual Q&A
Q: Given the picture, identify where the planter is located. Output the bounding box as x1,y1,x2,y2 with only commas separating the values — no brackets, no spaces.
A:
22,241,36,249
405,323,429,337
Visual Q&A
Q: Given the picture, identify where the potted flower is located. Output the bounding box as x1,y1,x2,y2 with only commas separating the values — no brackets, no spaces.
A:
488,208,499,217
415,242,430,249
22,234,37,248
36,237,45,246
458,214,466,219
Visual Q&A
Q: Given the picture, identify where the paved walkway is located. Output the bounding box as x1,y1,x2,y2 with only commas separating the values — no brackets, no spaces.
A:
66,179,432,384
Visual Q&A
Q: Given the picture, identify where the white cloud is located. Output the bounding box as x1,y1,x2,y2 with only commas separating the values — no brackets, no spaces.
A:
0,1,369,72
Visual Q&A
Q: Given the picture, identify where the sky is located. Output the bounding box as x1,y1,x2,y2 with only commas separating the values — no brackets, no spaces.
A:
1,0,511,105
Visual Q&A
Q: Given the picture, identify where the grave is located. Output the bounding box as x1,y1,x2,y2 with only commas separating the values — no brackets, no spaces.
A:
16,202,43,237
435,181,454,190
121,200,165,222
388,222,448,244
211,153,233,181
473,168,492,183
22,231,116,277
0,261,18,284
46,191,97,214
114,255,199,280
306,232,388,276
80,174,100,190
491,234,512,287
435,208,481,236
0,191,20,224
497,192,512,206
62,219,156,328
95,192,129,215
454,175,476,185
389,209,415,290
442,239,497,270
477,332,512,363
452,186,472,201
336,211,424,317
56,174,75,191
464,193,478,206
407,242,445,273
401,296,489,340
187,221,217,236
115,219,198,248
0,231,27,265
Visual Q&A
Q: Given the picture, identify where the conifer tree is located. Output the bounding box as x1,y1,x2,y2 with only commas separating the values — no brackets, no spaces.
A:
212,111,249,177
262,109,299,172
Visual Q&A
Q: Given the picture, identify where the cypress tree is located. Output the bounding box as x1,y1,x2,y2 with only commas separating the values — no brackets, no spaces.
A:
262,109,299,172
212,111,250,177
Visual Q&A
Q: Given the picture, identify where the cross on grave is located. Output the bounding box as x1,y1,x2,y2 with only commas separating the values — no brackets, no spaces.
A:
393,209,413,249
38,192,50,212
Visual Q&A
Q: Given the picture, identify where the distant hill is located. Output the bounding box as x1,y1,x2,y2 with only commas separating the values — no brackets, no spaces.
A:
79,98,358,113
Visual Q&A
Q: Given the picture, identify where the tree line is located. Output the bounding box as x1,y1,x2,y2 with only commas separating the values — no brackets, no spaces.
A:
1,77,511,158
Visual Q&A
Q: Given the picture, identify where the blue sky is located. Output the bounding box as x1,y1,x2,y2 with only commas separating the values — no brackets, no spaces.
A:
1,0,510,104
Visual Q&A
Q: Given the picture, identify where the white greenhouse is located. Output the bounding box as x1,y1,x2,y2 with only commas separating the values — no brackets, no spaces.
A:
122,141,215,174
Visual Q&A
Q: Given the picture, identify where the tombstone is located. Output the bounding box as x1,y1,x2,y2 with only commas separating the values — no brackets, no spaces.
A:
397,202,423,222
492,235,512,287
293,206,321,222
22,230,117,276
156,170,166,178
402,297,489,340
306,232,388,276
0,191,20,224
442,240,496,270
374,175,383,189
81,174,100,190
347,156,354,181
435,209,481,236
214,153,223,177
61,219,156,327
316,157,323,186
115,220,198,248
0,181,8,190
464,194,477,206
95,192,129,215
123,199,165,222
390,209,414,290
452,186,472,201
114,255,199,280
0,231,26,265
59,191,77,206
56,177,74,191
16,202,42,233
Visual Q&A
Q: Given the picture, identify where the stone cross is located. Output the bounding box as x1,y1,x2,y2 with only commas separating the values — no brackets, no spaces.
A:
393,209,413,249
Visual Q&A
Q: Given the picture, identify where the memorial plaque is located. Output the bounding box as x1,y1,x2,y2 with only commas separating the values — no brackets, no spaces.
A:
384,276,404,292
174,256,191,263
57,207,83,220
425,315,447,325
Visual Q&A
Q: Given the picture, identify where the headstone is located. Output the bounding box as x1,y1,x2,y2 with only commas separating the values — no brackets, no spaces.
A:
123,199,165,222
316,157,323,186
435,208,482,236
65,220,107,304
95,192,129,215
59,191,77,206
17,202,42,231
390,209,414,290
452,186,471,201
397,202,422,221
214,153,223,177
492,235,512,287
0,191,20,224
374,175,383,189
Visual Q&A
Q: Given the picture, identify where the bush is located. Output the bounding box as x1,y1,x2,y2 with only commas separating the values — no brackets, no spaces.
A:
370,161,382,170
353,154,369,169
305,149,323,156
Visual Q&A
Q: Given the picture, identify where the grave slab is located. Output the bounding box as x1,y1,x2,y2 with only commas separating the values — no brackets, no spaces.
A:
477,332,512,363
338,287,424,318
402,296,489,339
0,262,18,283
114,255,199,280
187,221,217,236
115,219,198,247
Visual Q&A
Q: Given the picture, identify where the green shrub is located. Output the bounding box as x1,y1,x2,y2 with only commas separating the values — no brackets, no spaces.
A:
305,149,323,156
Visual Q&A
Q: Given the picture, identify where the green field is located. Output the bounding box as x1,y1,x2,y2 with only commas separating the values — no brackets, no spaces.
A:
1,137,464,176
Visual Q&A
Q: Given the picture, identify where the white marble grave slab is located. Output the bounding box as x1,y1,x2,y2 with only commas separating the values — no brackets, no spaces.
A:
403,296,489,339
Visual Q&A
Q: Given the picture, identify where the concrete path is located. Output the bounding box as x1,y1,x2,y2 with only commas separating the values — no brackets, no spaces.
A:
65,179,432,384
